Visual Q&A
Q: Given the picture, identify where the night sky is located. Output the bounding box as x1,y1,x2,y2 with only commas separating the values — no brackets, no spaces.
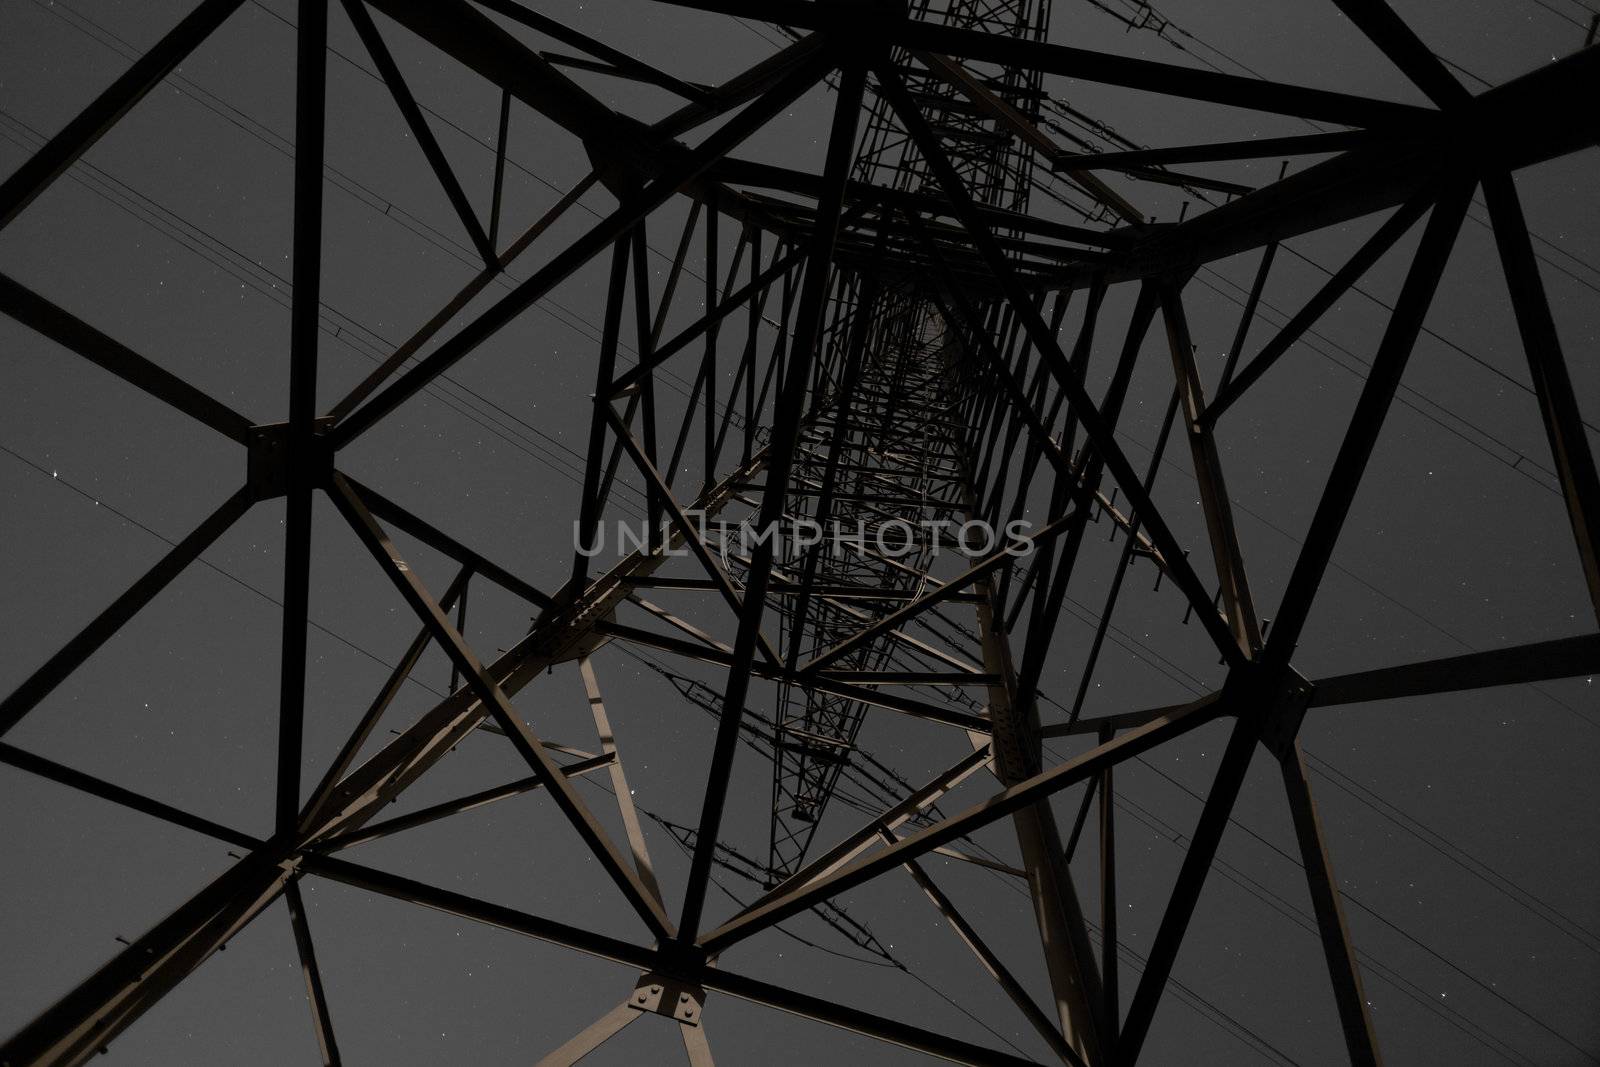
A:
2,1,1598,1064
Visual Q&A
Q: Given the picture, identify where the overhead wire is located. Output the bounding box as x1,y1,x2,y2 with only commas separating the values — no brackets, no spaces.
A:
0,441,1044,1059
7,1,1599,1059
803,493,1598,1057
494,3,1600,1059
859,614,1599,1056
609,641,1303,1064
33,0,765,459
0,440,451,700
1059,0,1600,388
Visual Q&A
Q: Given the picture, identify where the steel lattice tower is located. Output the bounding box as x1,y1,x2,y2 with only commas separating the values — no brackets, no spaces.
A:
1,1,1597,1065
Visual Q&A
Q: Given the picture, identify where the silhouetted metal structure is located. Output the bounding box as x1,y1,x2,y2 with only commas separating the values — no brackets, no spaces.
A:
2,0,1598,1064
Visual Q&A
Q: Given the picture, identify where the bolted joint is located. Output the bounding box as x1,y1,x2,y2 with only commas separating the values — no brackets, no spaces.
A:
653,938,709,981
627,971,707,1027
1253,665,1316,760
584,124,685,198
246,417,335,502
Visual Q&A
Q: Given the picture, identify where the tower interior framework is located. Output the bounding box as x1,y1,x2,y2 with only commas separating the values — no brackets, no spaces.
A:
1,1,1598,1065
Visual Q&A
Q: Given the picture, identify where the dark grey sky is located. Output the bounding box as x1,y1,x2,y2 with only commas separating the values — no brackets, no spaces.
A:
1,1,1597,1064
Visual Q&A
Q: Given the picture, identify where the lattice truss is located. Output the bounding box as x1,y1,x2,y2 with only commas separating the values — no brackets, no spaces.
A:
1,0,1597,1064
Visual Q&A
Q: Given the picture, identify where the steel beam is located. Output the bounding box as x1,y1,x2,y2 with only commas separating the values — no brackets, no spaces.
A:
698,693,1224,954
1484,170,1600,626
0,0,247,229
1309,632,1600,707
0,274,255,444
1266,182,1473,660
1279,742,1382,1067
284,879,343,1066
276,0,328,836
326,471,677,940
0,486,254,738
676,58,867,945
